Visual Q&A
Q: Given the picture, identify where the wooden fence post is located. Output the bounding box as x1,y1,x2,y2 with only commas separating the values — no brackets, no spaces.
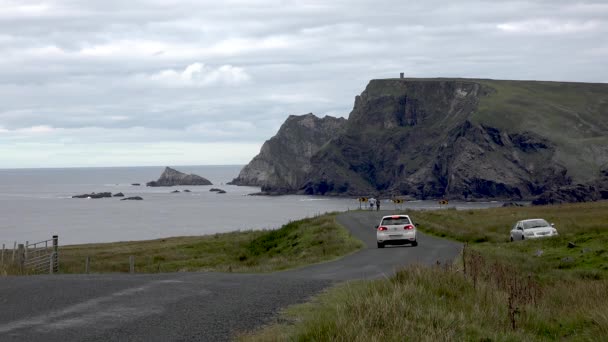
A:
85,256,90,274
52,235,58,273
129,256,135,274
49,252,55,274
17,244,25,273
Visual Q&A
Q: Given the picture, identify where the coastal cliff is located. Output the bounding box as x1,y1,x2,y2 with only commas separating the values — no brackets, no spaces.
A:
234,78,608,200
228,114,346,193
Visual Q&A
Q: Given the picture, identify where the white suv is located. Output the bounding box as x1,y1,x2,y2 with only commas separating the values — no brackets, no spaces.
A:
376,214,417,248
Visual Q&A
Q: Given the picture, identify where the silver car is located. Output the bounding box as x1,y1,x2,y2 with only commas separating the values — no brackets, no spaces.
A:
510,218,558,241
376,214,417,248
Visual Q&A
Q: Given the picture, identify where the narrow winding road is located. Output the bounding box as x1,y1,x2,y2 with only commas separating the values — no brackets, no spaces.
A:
0,211,461,341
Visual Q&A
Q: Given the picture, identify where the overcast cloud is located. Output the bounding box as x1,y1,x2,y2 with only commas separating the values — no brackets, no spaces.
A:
1,0,607,168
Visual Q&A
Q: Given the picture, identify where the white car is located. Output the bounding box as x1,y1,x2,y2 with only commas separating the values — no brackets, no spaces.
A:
510,218,558,241
376,214,417,248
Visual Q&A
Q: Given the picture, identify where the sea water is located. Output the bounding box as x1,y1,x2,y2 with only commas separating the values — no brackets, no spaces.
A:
0,165,503,246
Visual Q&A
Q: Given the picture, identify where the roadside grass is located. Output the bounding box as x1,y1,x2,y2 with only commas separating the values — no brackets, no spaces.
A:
2,213,363,275
411,201,608,282
240,202,608,341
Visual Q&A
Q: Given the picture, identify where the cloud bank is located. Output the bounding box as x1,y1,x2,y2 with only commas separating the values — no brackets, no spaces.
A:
0,0,607,167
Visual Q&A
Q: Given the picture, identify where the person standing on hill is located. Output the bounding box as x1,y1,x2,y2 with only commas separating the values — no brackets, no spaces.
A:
376,198,380,211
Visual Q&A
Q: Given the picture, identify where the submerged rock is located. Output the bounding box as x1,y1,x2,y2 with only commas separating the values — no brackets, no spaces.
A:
171,190,181,193
121,196,143,201
131,183,141,186
113,192,125,197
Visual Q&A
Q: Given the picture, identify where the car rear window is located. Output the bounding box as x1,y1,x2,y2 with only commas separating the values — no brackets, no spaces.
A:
523,219,549,229
381,217,411,225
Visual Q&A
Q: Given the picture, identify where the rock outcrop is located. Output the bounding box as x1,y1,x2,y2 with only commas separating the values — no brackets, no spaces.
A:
146,167,212,187
121,196,143,201
72,192,112,199
533,168,608,205
228,114,347,193
233,78,608,200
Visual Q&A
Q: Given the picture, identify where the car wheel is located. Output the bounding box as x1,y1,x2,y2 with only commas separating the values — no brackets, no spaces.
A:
411,240,418,247
377,242,385,248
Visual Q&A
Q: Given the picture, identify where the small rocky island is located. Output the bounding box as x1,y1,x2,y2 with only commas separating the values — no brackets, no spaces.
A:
121,196,143,201
72,192,112,199
146,167,212,187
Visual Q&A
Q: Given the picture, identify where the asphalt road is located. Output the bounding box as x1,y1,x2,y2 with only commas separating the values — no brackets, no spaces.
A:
0,210,461,341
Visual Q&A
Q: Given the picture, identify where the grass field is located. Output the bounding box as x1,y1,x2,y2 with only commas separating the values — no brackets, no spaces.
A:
0,213,363,275
240,201,608,341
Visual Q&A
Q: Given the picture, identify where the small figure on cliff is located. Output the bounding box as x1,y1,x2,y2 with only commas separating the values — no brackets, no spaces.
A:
376,198,380,211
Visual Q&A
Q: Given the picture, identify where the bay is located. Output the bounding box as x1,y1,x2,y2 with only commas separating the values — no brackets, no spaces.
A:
0,165,503,246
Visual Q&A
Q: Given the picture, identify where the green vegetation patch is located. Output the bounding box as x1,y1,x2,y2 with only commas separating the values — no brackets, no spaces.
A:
25,213,363,275
240,264,608,341
412,201,608,281
241,202,608,341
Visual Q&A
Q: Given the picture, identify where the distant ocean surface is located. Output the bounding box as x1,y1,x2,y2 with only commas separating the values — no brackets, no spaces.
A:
0,165,504,246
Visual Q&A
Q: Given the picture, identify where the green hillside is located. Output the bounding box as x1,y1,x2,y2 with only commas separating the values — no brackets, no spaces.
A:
473,79,608,181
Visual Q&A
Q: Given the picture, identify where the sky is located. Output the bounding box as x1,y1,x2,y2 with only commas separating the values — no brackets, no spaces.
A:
1,0,607,168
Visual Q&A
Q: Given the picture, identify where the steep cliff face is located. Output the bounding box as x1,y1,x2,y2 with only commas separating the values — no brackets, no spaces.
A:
228,114,346,192
235,78,608,200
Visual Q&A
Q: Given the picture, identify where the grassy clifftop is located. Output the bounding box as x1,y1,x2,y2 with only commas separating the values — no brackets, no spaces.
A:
473,79,608,181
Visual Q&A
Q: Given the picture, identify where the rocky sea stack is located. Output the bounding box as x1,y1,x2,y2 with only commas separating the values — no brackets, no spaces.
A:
146,167,212,187
232,78,608,201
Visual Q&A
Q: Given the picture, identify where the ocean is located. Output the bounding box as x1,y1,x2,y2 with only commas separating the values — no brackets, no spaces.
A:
0,165,503,247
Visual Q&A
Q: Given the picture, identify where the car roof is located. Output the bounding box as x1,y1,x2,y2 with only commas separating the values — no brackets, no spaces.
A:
382,215,410,219
519,218,547,222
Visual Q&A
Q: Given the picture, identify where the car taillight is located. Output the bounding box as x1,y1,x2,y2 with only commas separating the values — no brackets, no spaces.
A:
378,226,388,231
404,225,414,230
